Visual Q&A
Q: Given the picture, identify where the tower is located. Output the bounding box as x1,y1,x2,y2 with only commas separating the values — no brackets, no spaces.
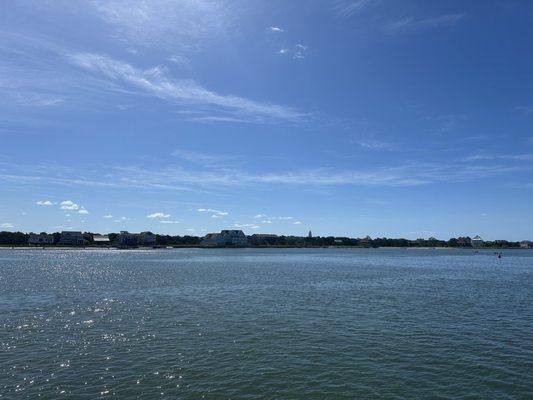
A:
308,230,312,238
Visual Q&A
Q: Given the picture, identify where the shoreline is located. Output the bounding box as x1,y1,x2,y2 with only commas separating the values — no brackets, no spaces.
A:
0,245,529,251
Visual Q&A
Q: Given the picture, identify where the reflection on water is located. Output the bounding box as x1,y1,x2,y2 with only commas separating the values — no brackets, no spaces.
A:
1,248,532,398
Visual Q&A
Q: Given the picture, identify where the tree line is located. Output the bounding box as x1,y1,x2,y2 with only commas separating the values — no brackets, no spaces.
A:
0,231,523,248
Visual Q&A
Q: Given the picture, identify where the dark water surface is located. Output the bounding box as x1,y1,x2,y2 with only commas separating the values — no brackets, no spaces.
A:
1,248,532,399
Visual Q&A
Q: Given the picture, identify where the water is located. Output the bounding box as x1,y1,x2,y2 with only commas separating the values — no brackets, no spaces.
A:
1,248,532,399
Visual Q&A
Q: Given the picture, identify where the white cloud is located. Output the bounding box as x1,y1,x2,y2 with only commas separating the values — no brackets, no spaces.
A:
60,200,80,210
78,209,89,215
254,214,293,221
147,212,171,218
277,44,308,60
268,26,284,33
294,221,302,225
1,223,15,229
198,208,228,217
159,220,180,224
103,214,113,218
385,13,466,33
69,53,305,123
36,200,54,206
234,223,260,229
262,220,272,224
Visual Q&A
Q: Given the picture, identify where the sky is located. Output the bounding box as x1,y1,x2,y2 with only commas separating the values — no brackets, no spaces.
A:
1,0,533,240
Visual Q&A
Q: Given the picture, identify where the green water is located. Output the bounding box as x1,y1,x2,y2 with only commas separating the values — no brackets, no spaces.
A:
1,248,532,399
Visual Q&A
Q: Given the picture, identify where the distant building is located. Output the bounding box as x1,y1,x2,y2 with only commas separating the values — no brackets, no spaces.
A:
118,231,138,246
308,231,312,238
93,234,110,244
28,233,54,245
359,236,372,247
520,241,533,249
139,231,156,246
249,234,278,246
60,231,85,246
471,235,484,248
334,239,343,244
201,230,248,247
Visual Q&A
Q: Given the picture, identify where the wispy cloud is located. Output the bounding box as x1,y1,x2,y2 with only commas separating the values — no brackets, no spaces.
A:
268,26,284,33
278,44,308,60
103,214,113,218
91,0,236,52
198,208,228,217
1,223,15,229
254,215,296,224
2,159,531,194
147,212,171,218
515,106,533,114
333,0,374,18
171,148,239,167
385,13,466,33
354,138,396,151
234,223,260,229
36,200,54,206
159,220,180,224
7,92,64,107
69,52,305,123
464,153,533,162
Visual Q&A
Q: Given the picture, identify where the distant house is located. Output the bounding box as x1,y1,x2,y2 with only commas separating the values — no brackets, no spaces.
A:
334,239,344,245
117,231,157,247
28,233,54,245
471,235,484,248
118,231,139,246
359,236,372,247
520,241,533,249
60,231,85,245
139,231,156,246
93,234,110,244
201,230,248,247
249,234,278,246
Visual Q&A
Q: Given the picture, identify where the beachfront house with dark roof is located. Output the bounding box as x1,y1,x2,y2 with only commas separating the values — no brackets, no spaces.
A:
28,233,54,245
201,230,248,247
60,231,85,245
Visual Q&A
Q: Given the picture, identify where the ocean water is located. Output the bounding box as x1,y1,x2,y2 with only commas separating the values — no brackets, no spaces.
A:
0,248,532,399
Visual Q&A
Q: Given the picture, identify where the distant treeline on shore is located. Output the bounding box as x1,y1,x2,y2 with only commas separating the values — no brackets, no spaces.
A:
0,230,527,248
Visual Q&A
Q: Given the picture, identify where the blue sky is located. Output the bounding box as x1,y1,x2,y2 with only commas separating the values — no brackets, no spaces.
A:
1,0,533,240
